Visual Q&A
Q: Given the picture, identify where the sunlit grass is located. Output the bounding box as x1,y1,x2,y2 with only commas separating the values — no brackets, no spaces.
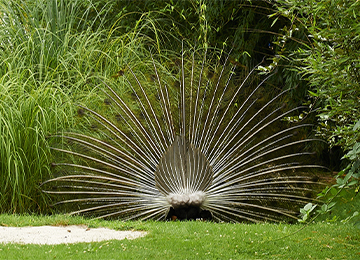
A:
0,0,170,214
0,78,74,213
0,214,359,259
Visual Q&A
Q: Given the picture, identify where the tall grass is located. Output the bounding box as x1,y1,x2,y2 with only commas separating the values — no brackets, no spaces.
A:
0,78,74,213
0,0,173,214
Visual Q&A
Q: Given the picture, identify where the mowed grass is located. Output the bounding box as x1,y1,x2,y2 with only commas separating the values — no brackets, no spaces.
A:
0,214,359,260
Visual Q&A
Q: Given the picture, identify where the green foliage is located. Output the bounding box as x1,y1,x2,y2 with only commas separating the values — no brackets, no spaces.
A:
80,1,284,65
0,0,166,214
0,78,74,213
274,0,360,148
273,0,360,221
0,0,336,216
298,202,316,223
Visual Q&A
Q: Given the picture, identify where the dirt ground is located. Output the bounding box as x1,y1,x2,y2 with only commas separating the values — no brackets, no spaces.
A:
0,225,146,245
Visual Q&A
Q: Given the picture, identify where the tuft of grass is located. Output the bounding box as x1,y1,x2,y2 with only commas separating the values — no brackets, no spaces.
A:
0,79,75,214
0,0,173,214
0,214,359,259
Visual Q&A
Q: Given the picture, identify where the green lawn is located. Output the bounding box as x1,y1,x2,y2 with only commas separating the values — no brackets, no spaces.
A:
0,214,359,260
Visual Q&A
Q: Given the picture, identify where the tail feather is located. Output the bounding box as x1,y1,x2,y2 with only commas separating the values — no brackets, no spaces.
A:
43,45,326,222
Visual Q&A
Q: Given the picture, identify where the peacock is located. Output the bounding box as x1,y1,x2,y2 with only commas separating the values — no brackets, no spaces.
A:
42,45,326,222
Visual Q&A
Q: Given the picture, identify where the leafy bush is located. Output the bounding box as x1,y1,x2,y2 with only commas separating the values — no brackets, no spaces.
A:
273,0,360,221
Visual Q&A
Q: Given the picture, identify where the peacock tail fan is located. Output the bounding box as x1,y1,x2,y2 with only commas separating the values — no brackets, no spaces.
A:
42,44,327,222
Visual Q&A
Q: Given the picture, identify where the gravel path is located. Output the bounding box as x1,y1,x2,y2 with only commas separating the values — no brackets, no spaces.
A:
0,225,146,245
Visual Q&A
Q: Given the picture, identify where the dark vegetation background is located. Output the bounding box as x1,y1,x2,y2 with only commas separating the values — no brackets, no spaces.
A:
0,0,358,222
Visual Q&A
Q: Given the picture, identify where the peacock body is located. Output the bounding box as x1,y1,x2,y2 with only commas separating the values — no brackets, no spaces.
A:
43,46,325,222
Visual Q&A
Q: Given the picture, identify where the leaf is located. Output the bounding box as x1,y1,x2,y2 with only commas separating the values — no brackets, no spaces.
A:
271,17,279,27
344,143,360,160
321,204,328,212
304,203,312,211
343,171,353,183
330,187,338,196
327,202,336,210
351,159,360,172
347,180,358,186
353,119,360,131
308,90,318,97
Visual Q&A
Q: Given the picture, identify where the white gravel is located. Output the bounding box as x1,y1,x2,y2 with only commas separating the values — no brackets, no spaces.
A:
0,225,147,245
